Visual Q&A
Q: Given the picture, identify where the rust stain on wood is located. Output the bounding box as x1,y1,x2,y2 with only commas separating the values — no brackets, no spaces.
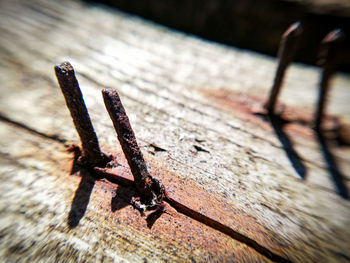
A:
77,145,291,262
62,149,271,261
199,87,348,141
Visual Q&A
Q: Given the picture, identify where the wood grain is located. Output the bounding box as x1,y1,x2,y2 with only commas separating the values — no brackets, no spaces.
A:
0,0,350,262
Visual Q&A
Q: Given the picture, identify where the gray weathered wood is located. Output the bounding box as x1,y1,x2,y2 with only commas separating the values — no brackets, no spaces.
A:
0,0,350,262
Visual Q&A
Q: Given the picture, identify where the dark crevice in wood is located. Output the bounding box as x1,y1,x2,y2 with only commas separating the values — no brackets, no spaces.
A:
2,15,347,176
149,143,167,152
0,93,344,199
79,71,348,176
0,152,30,170
0,113,66,144
0,1,348,262
94,168,291,263
193,145,210,153
166,196,292,263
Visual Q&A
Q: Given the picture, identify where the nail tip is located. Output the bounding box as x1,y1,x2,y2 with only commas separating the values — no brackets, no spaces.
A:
102,88,119,97
55,61,74,74
54,65,61,72
291,21,302,31
283,21,303,38
323,28,345,43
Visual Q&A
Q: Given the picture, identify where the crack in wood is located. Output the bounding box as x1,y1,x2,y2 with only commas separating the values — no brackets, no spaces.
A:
0,114,289,261
1,1,350,260
0,113,66,144
95,167,291,263
79,71,348,175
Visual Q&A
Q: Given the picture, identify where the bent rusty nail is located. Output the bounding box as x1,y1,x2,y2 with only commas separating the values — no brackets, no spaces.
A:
55,62,107,167
314,29,345,130
102,89,164,208
265,22,303,114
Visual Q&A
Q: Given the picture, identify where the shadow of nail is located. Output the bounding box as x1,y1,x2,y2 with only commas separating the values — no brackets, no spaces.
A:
315,130,349,199
67,169,96,228
146,209,164,229
269,115,307,179
111,185,135,212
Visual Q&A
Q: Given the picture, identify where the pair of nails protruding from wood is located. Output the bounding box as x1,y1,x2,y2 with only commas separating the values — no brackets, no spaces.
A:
55,62,164,209
265,22,345,130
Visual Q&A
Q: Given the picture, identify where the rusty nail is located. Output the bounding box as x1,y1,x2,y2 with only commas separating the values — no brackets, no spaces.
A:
314,29,344,130
265,22,303,114
55,61,107,167
102,89,165,209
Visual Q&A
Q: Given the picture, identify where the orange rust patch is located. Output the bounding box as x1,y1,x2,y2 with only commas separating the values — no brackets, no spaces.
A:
200,88,344,140
201,88,266,123
63,147,280,261
74,163,268,260
148,158,288,259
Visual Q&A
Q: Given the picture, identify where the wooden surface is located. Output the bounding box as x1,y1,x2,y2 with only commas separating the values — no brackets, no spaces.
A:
0,0,350,262
95,0,350,71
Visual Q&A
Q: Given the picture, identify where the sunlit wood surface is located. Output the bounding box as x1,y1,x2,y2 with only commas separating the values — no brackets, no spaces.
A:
0,0,350,262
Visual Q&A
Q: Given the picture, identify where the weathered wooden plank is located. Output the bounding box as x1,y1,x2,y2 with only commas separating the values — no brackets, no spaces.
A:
1,121,272,262
0,0,350,262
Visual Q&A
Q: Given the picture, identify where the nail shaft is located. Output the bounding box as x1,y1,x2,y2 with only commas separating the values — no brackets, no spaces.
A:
55,62,105,167
265,22,303,114
102,89,164,206
314,29,344,130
